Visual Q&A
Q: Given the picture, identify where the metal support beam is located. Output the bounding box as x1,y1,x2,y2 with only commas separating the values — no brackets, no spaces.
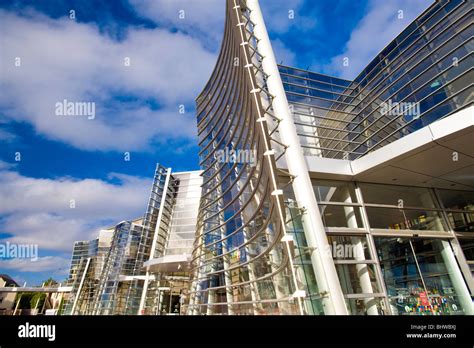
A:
70,257,91,315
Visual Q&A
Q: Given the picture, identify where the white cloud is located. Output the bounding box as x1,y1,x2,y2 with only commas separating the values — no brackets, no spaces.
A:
0,170,149,218
0,160,16,170
128,0,307,69
0,256,70,273
260,0,315,34
326,0,433,80
129,0,225,50
0,129,17,142
0,169,151,252
0,9,215,151
271,39,296,66
2,213,97,252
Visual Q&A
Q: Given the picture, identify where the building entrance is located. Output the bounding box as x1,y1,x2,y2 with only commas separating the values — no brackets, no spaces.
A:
158,289,181,315
375,237,471,315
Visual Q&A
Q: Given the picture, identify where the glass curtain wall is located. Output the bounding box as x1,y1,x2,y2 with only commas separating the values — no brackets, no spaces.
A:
66,241,92,286
142,171,202,316
123,165,176,314
437,189,474,277
312,180,387,314
93,221,142,315
312,179,473,315
281,0,472,160
375,237,468,315
63,239,100,315
360,183,448,232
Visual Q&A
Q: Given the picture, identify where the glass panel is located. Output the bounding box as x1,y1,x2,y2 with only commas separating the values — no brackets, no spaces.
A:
375,237,467,315
458,238,474,261
319,205,364,228
304,296,324,315
438,189,474,211
446,212,474,232
286,204,321,301
366,207,447,231
313,180,358,203
327,235,371,260
345,297,385,315
360,183,438,208
335,264,380,294
376,237,424,315
411,239,466,315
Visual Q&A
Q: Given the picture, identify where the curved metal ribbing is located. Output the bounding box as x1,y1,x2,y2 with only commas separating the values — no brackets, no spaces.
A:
186,0,304,315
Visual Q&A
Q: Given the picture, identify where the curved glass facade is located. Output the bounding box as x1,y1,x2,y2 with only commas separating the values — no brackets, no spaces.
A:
187,0,304,315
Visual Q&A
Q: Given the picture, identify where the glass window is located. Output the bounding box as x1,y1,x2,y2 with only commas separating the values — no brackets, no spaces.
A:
412,238,467,313
360,183,438,208
366,207,447,231
307,71,331,84
458,238,474,261
336,264,380,294
313,180,358,203
319,205,364,228
375,237,468,315
344,298,385,315
327,235,371,260
446,212,474,232
438,189,474,211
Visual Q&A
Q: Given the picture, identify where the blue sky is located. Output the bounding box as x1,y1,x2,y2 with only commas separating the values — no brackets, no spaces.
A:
0,0,432,285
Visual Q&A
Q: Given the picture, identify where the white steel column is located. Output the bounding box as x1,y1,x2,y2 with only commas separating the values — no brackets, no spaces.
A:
246,0,348,314
71,257,91,315
13,293,22,315
343,189,378,315
138,167,172,315
421,192,473,313
439,240,474,315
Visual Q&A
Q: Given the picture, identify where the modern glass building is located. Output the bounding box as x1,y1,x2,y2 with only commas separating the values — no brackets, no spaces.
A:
65,165,203,315
92,219,143,315
141,170,202,315
63,228,113,315
187,0,473,315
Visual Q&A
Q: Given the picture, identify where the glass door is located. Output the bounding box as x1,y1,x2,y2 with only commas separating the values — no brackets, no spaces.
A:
375,237,469,315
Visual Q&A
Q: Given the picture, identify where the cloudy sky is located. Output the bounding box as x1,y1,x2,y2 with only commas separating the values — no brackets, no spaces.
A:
0,0,432,285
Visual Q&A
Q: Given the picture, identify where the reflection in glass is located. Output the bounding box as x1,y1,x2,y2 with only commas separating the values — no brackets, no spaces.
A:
366,207,447,231
360,183,438,207
446,212,474,232
344,298,385,315
438,189,474,211
336,264,379,294
319,205,364,228
312,180,358,202
458,239,474,261
375,237,471,315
